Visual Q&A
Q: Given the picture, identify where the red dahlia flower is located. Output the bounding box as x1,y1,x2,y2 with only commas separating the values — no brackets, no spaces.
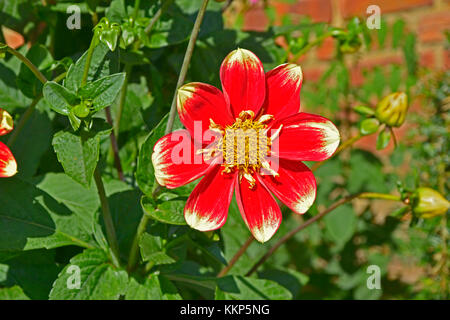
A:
0,108,17,178
152,49,340,242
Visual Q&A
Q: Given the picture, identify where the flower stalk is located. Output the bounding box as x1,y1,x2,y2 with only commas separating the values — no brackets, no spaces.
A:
94,167,120,267
5,46,47,84
218,192,403,277
127,0,210,272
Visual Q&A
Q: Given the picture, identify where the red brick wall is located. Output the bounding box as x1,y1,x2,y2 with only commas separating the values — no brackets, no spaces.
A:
243,0,450,74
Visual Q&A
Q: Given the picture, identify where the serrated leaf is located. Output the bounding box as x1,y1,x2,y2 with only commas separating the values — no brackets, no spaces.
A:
125,275,181,300
78,73,125,112
43,81,79,115
49,249,128,300
141,196,187,225
215,275,292,300
65,42,119,92
52,120,112,187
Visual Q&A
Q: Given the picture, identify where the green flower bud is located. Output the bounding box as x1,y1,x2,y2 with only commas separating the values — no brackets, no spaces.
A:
412,188,449,219
72,102,90,118
375,92,408,127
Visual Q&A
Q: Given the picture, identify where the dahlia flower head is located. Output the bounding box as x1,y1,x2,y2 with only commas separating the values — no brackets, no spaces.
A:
0,108,17,178
152,48,340,243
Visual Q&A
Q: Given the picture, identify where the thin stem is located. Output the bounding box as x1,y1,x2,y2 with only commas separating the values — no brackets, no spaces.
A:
127,212,150,272
311,133,362,171
290,32,332,63
127,0,210,272
81,37,96,86
93,167,120,267
6,47,47,84
145,0,173,34
105,107,124,181
217,236,254,277
165,0,210,135
114,64,131,137
132,0,141,21
7,95,41,147
245,192,403,276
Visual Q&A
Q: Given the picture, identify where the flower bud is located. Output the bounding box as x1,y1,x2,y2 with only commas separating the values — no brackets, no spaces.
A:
0,108,14,136
375,92,408,127
412,188,449,219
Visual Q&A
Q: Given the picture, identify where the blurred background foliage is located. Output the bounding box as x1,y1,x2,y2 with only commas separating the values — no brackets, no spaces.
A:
0,0,448,300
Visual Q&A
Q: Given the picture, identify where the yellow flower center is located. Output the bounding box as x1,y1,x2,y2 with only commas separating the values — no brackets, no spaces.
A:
201,110,281,188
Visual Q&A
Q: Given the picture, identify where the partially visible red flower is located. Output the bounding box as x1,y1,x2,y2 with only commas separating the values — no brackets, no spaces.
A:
0,108,17,178
152,49,340,242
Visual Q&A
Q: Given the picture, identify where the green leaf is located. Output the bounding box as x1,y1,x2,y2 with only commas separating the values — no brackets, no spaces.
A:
52,119,112,187
353,105,375,116
49,249,128,300
0,177,96,251
359,118,380,136
392,19,405,48
0,286,30,300
139,232,176,265
215,275,292,300
65,42,119,92
403,33,417,76
106,0,127,23
141,196,187,225
16,44,53,98
376,128,391,150
125,275,182,300
0,250,60,299
136,113,183,196
78,73,125,112
324,204,357,245
43,81,79,115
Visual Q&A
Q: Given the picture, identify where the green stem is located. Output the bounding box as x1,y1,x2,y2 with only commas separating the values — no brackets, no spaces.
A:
245,192,402,276
127,0,210,272
132,0,141,21
127,212,150,272
165,0,210,135
218,192,403,277
6,47,47,84
81,37,97,87
290,32,332,62
94,167,120,267
114,64,131,137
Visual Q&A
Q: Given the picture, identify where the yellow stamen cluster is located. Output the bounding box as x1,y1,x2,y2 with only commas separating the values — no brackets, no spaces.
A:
200,110,279,188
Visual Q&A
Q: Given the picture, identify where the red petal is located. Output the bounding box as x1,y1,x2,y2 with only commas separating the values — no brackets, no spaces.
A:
0,141,17,178
236,174,282,243
260,159,316,214
0,109,14,136
152,130,213,189
177,82,234,138
220,48,266,117
271,112,340,161
261,63,303,120
184,166,237,231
